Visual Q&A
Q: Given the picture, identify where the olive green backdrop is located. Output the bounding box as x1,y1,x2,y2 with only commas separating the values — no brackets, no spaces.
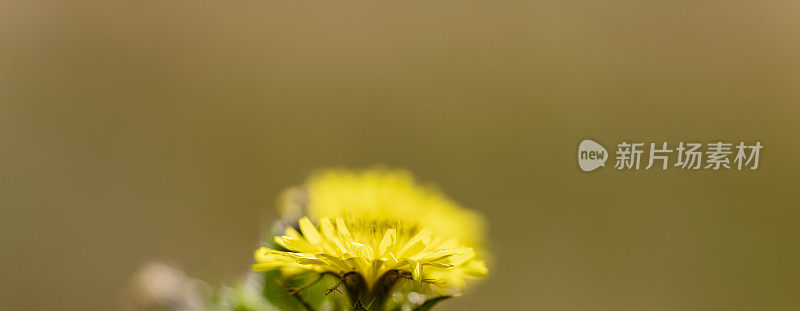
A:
2,1,800,310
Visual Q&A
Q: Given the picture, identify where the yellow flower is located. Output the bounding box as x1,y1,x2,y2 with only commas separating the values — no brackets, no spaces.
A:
303,168,486,247
256,167,489,303
253,217,487,290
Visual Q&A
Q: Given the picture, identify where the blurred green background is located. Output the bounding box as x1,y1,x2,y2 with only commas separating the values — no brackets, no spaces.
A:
2,1,800,310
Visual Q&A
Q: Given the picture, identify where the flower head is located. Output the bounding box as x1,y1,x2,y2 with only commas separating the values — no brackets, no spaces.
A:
253,217,487,290
254,168,488,308
302,168,486,247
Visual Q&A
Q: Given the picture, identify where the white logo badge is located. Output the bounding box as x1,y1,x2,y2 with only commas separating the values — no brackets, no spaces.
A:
578,139,608,172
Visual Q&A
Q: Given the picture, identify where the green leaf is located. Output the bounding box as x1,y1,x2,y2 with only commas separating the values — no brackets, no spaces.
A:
301,272,349,310
413,296,452,311
261,269,308,311
260,269,350,311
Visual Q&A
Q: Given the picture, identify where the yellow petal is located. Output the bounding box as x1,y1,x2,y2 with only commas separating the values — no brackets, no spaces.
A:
408,259,422,282
350,242,375,259
336,218,351,237
462,260,488,277
399,227,432,257
296,254,325,265
284,227,302,239
275,236,315,253
378,228,396,256
299,217,323,244
319,217,336,240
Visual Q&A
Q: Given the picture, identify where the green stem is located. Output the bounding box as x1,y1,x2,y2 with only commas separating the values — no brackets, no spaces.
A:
291,293,314,311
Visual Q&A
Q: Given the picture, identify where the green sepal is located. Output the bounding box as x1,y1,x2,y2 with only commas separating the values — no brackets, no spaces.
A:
413,296,452,311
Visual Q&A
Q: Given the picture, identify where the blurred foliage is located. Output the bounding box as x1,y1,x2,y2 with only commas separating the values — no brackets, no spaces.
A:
205,268,449,311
